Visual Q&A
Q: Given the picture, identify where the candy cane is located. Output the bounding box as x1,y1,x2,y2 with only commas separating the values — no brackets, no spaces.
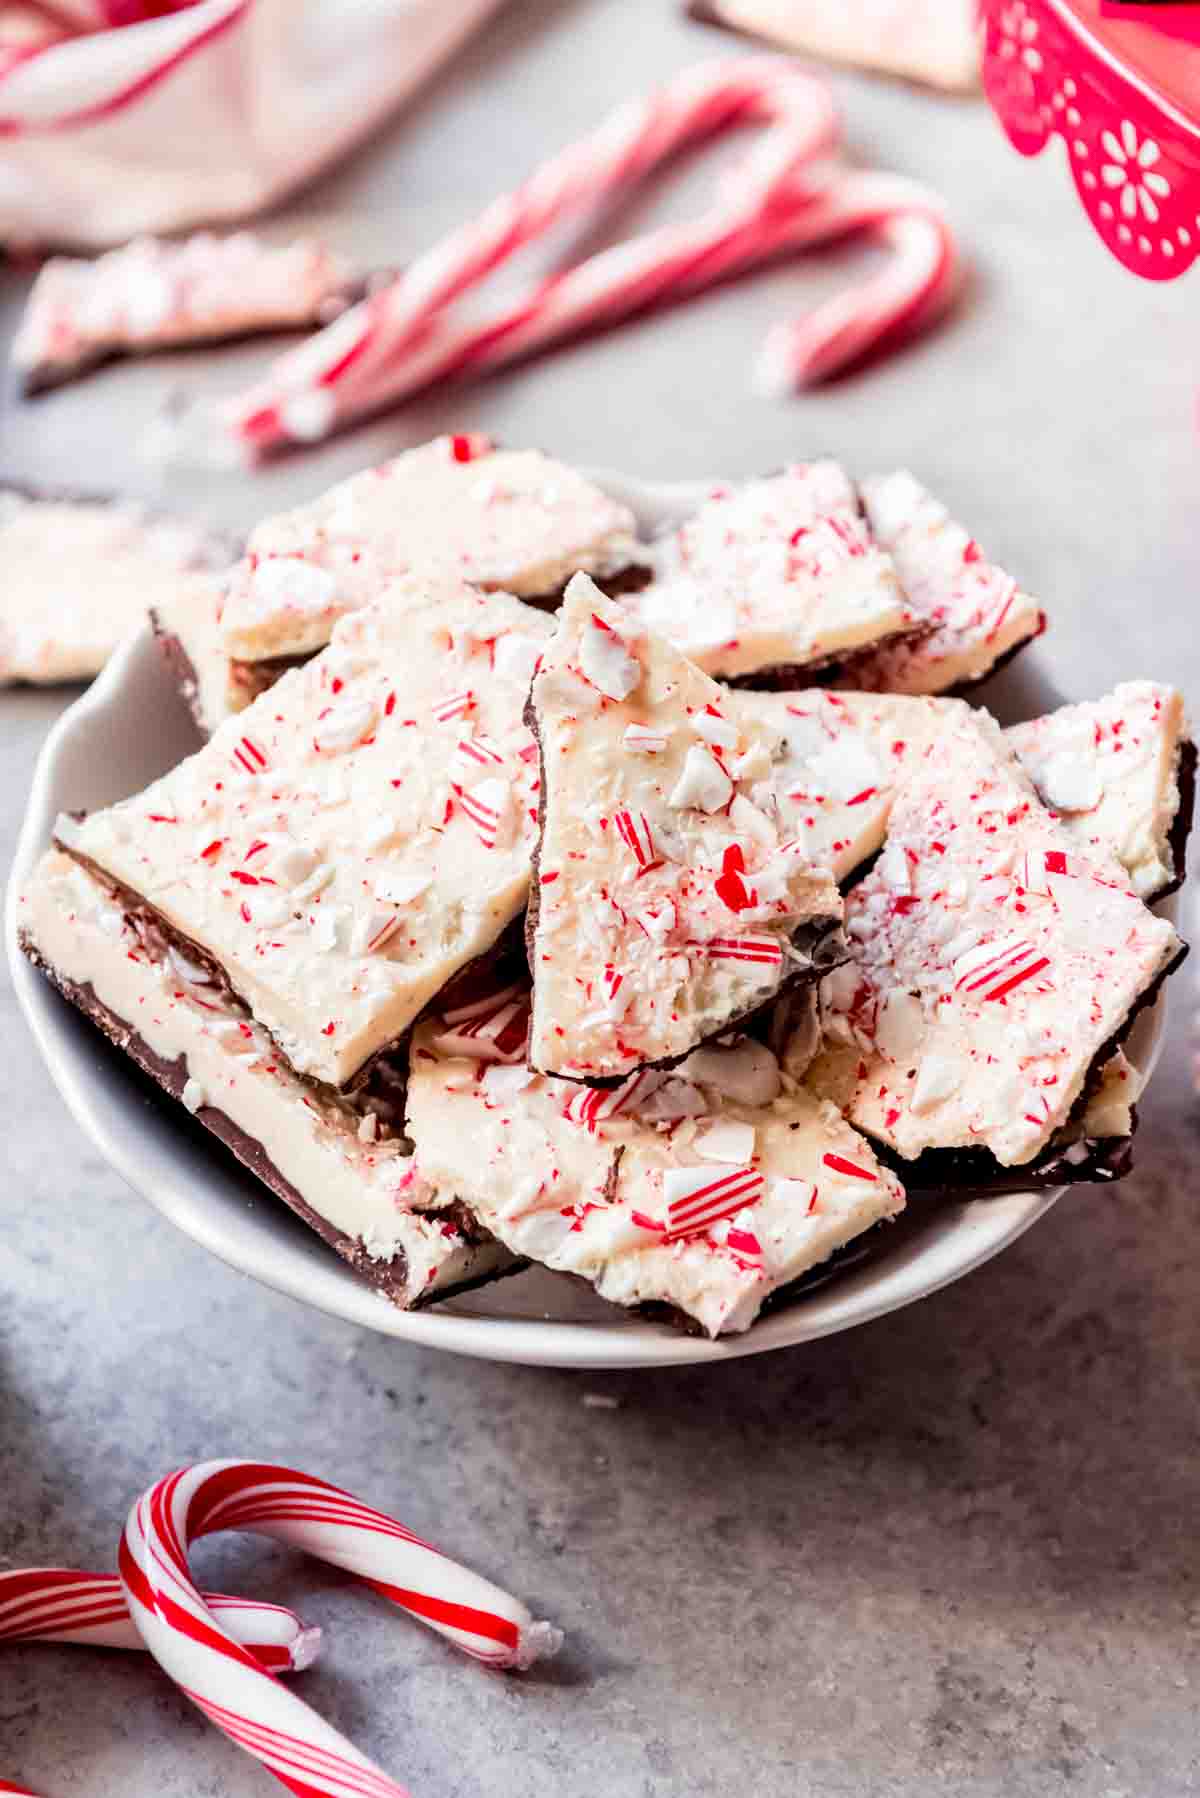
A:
0,1568,319,1672
223,57,956,455
119,1460,560,1797
0,1780,41,1795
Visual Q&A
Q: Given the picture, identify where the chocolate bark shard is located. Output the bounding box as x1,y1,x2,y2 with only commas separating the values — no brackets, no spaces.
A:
0,485,233,687
688,0,980,92
406,1018,904,1338
624,463,918,682
18,851,512,1307
13,232,358,394
526,574,845,1082
806,703,1183,1168
847,471,1045,695
219,438,642,667
60,575,553,1091
1006,682,1193,901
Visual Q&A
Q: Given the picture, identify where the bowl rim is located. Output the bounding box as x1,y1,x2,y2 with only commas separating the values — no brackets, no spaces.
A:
5,468,1117,1370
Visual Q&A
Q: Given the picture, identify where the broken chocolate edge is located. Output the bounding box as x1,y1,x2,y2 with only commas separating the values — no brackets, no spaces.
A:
18,931,509,1309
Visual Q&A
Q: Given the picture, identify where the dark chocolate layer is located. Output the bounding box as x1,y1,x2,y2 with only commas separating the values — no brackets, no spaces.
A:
19,932,505,1308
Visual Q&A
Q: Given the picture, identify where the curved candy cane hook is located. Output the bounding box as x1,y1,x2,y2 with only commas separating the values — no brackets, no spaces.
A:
118,1460,560,1797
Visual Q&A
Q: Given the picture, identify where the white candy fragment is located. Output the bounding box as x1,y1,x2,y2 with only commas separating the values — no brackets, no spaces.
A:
314,697,378,755
694,1119,757,1163
909,1055,962,1114
493,631,544,686
691,709,739,750
375,870,432,906
669,744,733,813
577,593,642,699
623,722,670,754
251,556,337,617
1034,752,1104,814
181,1077,207,1113
682,1038,782,1108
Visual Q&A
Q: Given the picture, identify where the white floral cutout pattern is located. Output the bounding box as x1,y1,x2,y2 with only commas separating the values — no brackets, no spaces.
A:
998,1,1042,73
1100,121,1171,223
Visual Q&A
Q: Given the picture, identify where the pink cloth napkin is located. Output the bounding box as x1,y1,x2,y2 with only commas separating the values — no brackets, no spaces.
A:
0,0,504,249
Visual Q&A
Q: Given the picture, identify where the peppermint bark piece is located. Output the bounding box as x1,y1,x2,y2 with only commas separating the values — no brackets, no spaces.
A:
847,471,1045,694
725,688,947,882
1006,682,1193,900
625,464,917,681
729,682,1192,896
0,486,233,686
13,233,356,394
407,1018,904,1337
526,574,844,1081
807,705,1183,1170
58,576,553,1091
220,437,642,672
18,851,510,1307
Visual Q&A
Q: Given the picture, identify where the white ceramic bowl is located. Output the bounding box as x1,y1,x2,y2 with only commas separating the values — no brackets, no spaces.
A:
4,473,1166,1368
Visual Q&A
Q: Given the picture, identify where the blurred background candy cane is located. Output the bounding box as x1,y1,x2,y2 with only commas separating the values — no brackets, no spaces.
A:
225,56,958,456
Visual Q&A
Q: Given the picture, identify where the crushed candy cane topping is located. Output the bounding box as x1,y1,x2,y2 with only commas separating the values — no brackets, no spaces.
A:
623,463,913,681
527,575,842,1080
220,441,640,666
406,1016,903,1338
851,470,1044,695
808,704,1181,1166
59,575,553,1090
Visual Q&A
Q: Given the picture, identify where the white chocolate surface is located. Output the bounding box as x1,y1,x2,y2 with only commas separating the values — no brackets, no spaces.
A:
407,1019,904,1337
63,577,553,1089
0,490,232,686
528,576,842,1079
625,463,913,680
220,439,640,664
852,471,1044,694
807,705,1181,1166
1007,682,1190,900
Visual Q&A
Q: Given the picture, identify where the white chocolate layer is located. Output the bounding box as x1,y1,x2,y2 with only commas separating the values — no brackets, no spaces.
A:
626,464,913,680
13,232,352,387
220,439,640,665
152,573,237,737
0,490,231,687
1007,682,1190,900
852,471,1044,694
18,852,509,1302
807,705,1181,1166
528,576,842,1080
64,577,554,1089
407,1019,904,1337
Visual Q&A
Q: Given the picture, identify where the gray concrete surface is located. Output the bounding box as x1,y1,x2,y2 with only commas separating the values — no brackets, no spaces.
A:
2,3,1199,1793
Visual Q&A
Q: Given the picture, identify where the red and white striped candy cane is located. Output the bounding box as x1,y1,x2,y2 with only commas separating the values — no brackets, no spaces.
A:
0,1567,319,1672
119,1460,560,1798
224,57,953,455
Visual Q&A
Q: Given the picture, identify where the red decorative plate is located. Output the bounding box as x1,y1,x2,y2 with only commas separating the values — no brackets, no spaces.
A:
981,0,1200,278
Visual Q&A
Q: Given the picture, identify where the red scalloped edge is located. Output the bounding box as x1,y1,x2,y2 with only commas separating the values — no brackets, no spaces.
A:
981,0,1200,279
